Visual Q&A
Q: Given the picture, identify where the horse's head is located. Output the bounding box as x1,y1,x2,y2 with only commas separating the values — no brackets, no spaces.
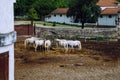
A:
55,39,60,41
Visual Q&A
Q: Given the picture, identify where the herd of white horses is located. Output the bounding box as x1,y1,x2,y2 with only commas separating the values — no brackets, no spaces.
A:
24,37,82,52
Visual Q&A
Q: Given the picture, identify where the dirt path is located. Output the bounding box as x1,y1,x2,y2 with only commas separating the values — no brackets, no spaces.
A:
15,37,120,80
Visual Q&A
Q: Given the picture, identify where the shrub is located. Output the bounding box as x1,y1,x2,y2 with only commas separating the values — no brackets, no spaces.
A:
43,23,46,26
52,22,56,26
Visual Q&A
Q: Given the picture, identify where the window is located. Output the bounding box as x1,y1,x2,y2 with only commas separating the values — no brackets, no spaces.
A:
60,14,62,17
108,15,112,18
54,14,56,17
48,15,51,18
100,15,103,18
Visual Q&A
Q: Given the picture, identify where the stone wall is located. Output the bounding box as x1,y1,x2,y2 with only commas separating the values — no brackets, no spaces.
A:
35,26,118,38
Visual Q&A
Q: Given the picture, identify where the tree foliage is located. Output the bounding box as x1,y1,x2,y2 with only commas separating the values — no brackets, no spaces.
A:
116,0,120,2
14,0,71,20
27,8,39,20
14,0,34,16
67,0,101,29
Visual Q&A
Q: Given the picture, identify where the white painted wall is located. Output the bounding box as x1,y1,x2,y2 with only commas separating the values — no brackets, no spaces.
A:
0,0,14,33
45,13,116,26
45,14,117,26
45,6,118,27
45,14,82,25
45,14,71,24
98,15,116,26
0,0,16,80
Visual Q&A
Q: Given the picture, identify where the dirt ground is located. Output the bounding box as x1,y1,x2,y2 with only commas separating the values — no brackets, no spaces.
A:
15,37,120,80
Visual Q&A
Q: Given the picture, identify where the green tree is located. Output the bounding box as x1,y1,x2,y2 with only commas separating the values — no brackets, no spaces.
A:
28,8,39,20
33,0,56,20
14,0,26,16
116,0,120,2
14,0,72,20
27,7,39,25
54,0,71,8
67,0,101,29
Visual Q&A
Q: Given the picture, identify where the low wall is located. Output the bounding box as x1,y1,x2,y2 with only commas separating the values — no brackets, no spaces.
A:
35,26,118,39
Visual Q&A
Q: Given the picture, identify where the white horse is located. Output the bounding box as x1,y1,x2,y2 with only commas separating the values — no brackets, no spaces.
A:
34,39,51,52
34,39,44,51
24,37,38,49
44,40,51,51
55,39,66,47
55,39,68,52
67,40,82,51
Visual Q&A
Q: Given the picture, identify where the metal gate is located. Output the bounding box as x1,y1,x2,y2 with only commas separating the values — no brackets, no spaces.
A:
0,52,9,80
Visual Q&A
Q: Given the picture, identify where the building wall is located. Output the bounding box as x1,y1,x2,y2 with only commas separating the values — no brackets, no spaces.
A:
0,0,15,80
45,14,81,25
98,15,116,26
45,6,118,27
45,14,71,24
0,0,14,33
45,14,116,26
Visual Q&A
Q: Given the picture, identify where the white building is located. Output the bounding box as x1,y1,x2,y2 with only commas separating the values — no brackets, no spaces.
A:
45,8,81,25
45,0,120,27
0,0,16,80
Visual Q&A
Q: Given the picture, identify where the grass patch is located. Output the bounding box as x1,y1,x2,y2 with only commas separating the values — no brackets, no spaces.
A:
15,20,82,28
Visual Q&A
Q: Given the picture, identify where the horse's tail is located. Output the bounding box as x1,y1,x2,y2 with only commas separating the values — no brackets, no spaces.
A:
44,42,48,48
45,40,51,51
24,39,27,48
44,40,48,51
78,41,82,50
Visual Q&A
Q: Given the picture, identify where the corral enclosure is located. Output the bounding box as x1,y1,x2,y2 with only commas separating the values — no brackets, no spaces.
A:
14,22,120,80
14,23,119,39
15,37,120,80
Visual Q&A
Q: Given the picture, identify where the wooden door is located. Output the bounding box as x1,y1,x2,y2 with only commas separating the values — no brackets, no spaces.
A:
0,52,9,80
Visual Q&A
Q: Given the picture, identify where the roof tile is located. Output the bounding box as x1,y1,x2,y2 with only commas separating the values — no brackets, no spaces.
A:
51,8,69,14
101,8,118,15
97,0,117,6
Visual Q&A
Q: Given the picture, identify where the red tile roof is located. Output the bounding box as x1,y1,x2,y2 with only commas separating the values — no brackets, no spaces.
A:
50,7,119,15
49,0,119,15
51,8,69,14
97,0,117,6
101,8,118,15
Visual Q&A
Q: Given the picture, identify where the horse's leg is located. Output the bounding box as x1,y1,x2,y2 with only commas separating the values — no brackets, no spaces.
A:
24,40,27,48
35,45,38,52
25,41,29,49
78,44,82,50
56,42,58,48
64,45,68,53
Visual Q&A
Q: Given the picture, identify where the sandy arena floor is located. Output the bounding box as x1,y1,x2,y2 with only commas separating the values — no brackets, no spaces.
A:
15,37,120,80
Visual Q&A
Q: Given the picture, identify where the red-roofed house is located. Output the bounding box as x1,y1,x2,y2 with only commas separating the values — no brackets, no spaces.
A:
45,0,120,27
45,8,77,25
97,0,117,10
98,7,118,26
